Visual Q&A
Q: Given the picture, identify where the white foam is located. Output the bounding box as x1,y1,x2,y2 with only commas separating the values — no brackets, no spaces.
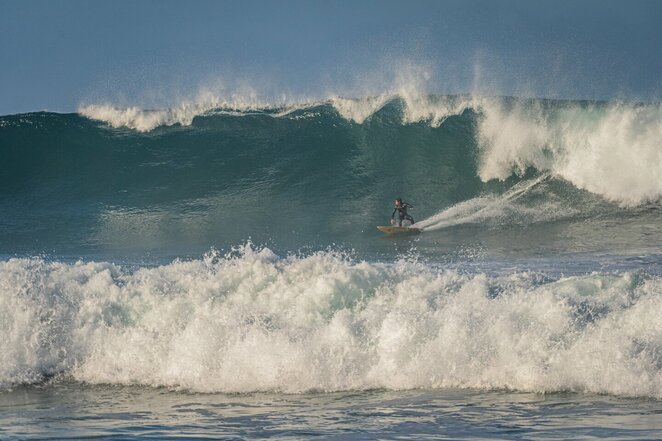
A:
476,99,662,206
1,246,660,397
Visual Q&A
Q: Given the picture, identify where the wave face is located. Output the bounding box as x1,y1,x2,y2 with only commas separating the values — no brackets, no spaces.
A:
1,95,661,257
1,246,660,397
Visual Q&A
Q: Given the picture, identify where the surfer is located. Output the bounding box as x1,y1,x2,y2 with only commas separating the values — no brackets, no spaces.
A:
391,198,414,226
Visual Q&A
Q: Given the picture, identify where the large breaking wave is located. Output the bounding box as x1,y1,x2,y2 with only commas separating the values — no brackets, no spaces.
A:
77,94,662,207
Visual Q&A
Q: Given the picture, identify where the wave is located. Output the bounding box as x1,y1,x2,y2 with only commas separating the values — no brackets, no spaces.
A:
75,93,662,207
1,245,660,397
1,94,661,257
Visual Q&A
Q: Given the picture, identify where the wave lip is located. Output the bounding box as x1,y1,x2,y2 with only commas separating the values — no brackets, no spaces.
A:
77,89,290,132
79,100,221,132
1,246,660,398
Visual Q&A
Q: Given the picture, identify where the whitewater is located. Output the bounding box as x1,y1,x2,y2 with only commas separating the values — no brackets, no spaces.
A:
2,245,661,398
1,91,661,439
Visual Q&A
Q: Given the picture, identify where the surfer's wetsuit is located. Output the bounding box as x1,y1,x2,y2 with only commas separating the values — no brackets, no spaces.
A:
392,201,414,226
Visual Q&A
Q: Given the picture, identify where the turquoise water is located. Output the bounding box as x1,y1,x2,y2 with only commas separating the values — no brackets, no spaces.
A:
1,95,660,438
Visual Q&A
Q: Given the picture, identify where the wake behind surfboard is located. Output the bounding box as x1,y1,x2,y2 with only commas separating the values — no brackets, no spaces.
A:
377,226,421,234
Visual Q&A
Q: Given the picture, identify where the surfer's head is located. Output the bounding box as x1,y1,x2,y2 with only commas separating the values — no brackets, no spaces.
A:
394,198,402,206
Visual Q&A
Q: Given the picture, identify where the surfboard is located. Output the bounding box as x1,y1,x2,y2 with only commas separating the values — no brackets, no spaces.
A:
377,226,421,234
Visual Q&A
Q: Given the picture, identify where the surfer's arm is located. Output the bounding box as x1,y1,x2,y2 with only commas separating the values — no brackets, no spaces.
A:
391,208,397,219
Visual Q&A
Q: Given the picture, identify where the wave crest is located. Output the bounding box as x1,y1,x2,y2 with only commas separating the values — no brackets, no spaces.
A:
78,90,282,132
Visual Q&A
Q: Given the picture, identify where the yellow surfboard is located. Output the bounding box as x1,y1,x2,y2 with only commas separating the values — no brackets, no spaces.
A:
377,226,421,234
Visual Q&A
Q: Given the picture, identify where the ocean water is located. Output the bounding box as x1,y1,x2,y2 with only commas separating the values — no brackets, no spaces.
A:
1,94,661,439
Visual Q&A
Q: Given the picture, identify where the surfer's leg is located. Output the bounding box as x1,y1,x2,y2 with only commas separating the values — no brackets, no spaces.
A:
398,214,404,227
406,214,415,225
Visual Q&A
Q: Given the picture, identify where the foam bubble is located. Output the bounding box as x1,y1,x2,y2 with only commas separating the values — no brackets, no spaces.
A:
1,246,660,397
